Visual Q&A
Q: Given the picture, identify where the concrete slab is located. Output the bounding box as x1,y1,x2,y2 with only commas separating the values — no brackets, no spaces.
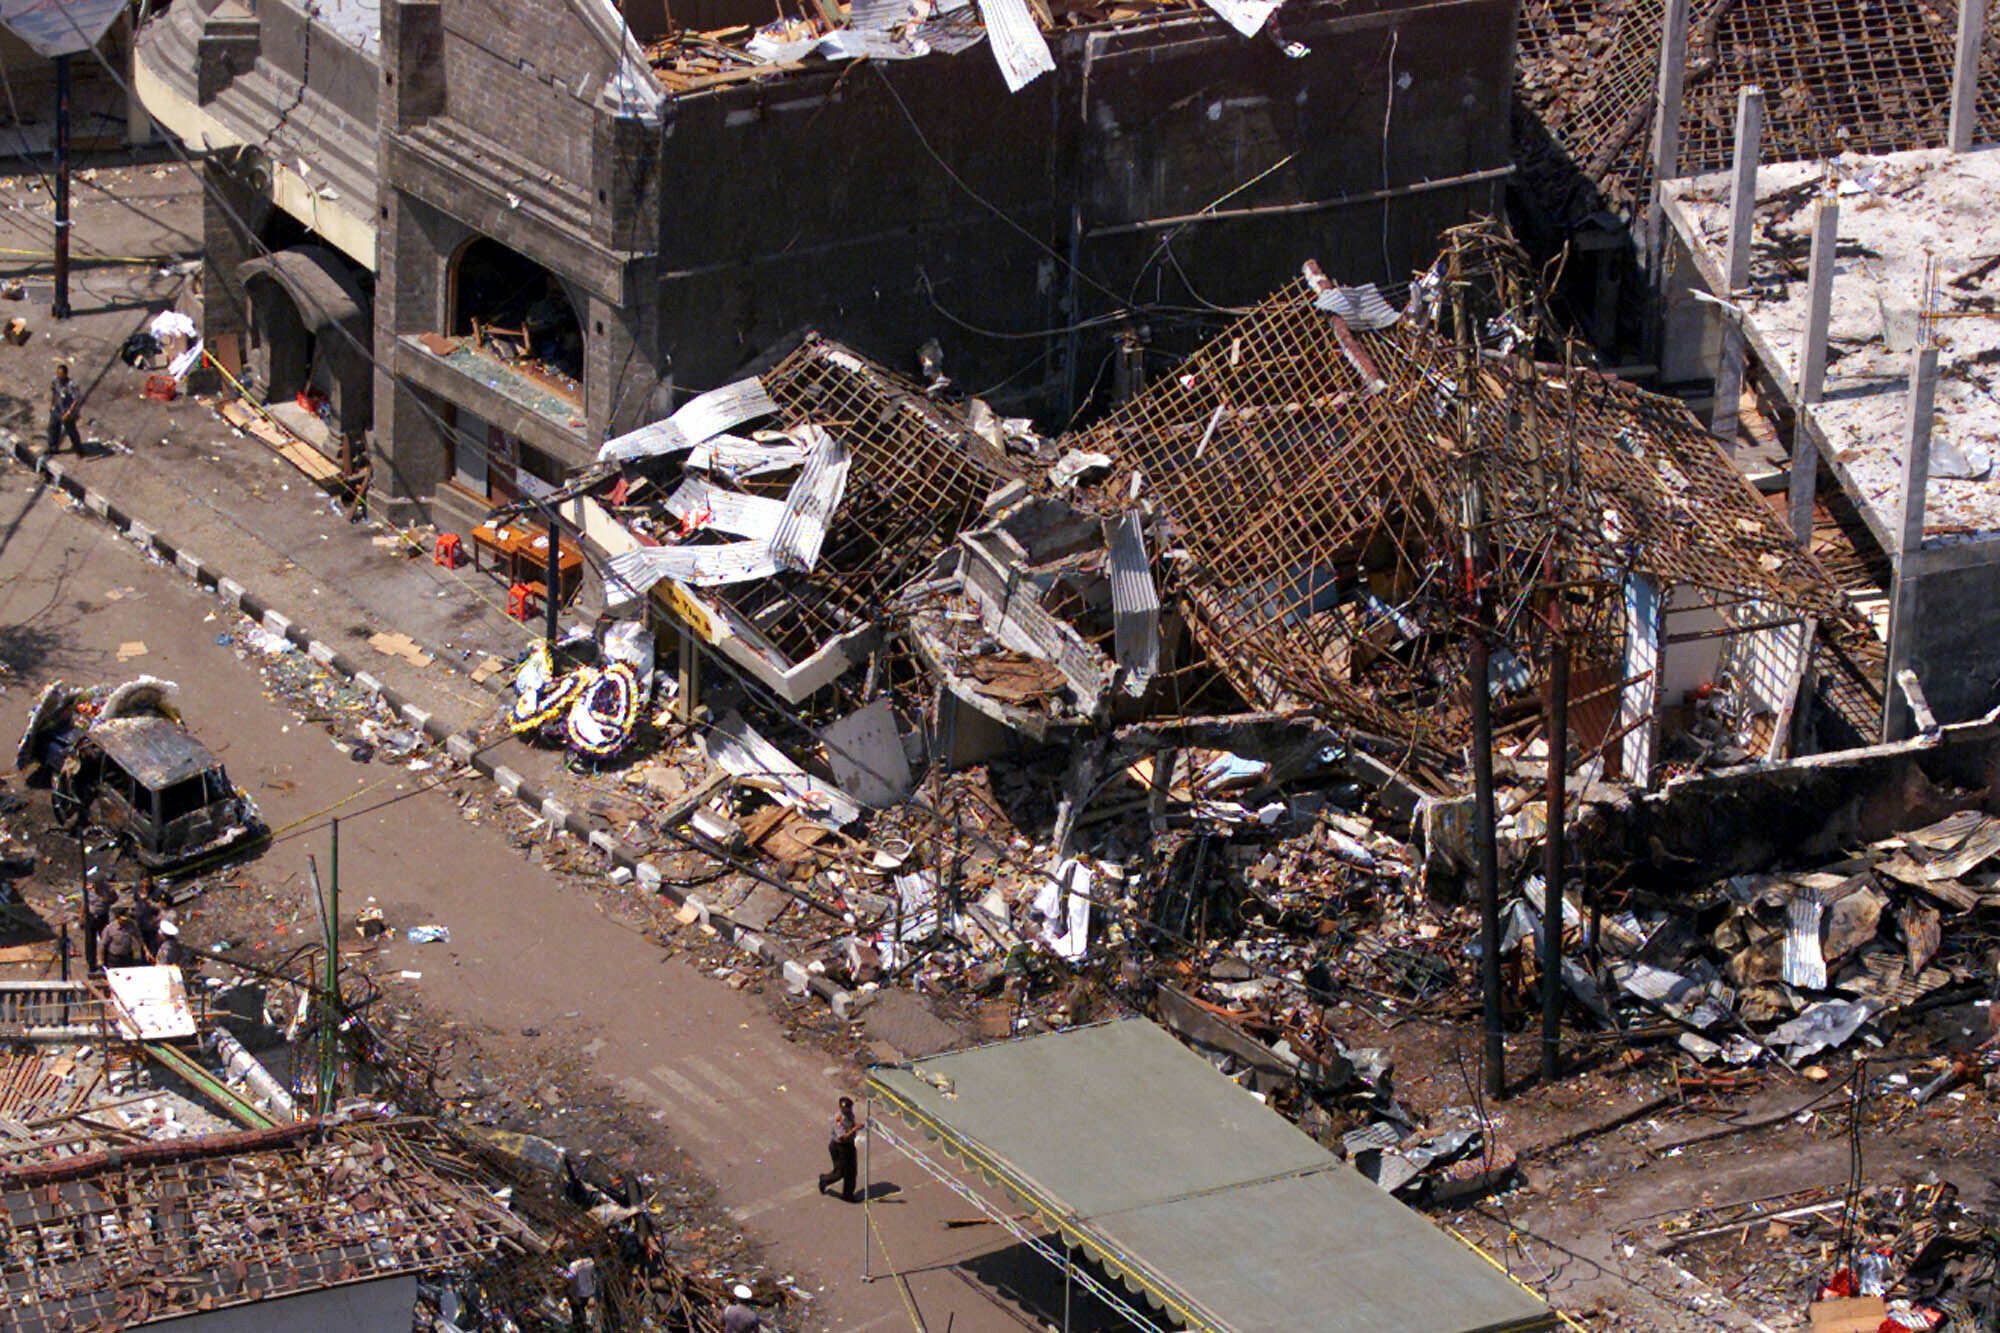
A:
1664,148,2000,550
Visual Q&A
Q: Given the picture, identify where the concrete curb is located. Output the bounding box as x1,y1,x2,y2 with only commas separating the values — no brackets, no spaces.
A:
2,433,857,1020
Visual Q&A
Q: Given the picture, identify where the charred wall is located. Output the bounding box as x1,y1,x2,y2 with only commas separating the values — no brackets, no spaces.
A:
654,0,1518,421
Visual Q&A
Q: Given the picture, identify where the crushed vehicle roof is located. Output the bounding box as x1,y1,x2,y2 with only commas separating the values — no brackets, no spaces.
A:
86,716,223,789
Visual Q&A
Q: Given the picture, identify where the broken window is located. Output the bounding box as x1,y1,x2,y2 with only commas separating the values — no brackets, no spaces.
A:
450,237,585,392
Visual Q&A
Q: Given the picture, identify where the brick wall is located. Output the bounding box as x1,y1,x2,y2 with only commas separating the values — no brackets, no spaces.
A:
438,0,606,189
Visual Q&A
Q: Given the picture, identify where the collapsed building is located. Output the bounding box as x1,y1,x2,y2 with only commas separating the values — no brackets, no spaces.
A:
134,0,1520,536
499,233,1882,1010
570,231,1874,803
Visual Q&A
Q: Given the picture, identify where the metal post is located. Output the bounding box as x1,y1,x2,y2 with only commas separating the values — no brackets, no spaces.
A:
1470,577,1506,1101
52,54,70,321
324,818,341,1114
544,510,561,647
1710,85,1765,449
1950,0,1989,154
78,837,95,974
1540,625,1569,1084
1063,1238,1074,1333
1789,193,1839,545
861,1093,873,1281
1883,345,1939,743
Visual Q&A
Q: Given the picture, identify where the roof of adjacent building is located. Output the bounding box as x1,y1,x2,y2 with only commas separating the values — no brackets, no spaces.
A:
868,1018,1556,1333
0,1117,541,1332
1515,0,2000,225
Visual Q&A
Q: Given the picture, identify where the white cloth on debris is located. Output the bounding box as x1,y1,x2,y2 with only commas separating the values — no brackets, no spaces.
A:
148,310,197,342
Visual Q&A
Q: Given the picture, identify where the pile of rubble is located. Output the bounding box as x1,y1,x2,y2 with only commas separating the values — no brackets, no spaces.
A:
1639,1177,2000,1330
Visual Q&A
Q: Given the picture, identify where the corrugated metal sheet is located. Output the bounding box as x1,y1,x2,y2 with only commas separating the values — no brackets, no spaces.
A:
665,475,788,541
1782,890,1828,990
771,426,851,573
1199,0,1285,37
686,432,811,480
1105,511,1160,697
596,377,778,463
1312,283,1399,331
702,710,863,828
606,541,781,599
974,0,1053,92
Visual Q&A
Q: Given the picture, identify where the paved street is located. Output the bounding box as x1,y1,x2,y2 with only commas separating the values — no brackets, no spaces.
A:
0,463,1059,1333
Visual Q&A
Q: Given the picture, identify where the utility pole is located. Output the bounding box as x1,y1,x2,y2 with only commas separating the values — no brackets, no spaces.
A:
1448,234,1506,1102
324,818,340,1114
307,820,343,1116
52,53,70,320
1540,605,1569,1084
544,509,561,647
1467,484,1505,1102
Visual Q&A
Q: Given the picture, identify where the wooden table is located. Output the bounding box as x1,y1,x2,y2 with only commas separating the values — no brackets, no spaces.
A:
468,523,585,603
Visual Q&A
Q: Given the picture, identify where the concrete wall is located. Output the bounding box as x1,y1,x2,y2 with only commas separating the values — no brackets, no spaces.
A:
437,0,608,188
654,0,1518,417
1908,556,2000,725
1579,707,2000,885
257,0,379,124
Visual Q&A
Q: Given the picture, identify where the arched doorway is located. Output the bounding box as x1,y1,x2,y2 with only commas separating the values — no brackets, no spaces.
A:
237,246,374,463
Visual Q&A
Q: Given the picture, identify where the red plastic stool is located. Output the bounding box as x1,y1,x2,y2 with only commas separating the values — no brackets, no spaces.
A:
506,582,538,621
433,532,464,568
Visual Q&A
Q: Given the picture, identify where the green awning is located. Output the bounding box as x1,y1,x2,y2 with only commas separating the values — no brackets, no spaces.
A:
867,1018,1556,1333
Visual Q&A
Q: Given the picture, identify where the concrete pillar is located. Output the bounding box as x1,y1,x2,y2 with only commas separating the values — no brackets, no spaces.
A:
675,627,701,722
1647,0,1691,270
1882,345,1940,743
197,159,265,350
1709,86,1764,449
371,0,451,517
1950,0,1989,154
385,0,445,130
1788,193,1838,545
122,11,153,146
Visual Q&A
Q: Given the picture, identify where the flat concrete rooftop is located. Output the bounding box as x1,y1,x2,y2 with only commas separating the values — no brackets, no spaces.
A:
1663,146,2000,553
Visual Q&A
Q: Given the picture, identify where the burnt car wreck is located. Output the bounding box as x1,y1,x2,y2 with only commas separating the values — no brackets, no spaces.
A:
15,677,265,871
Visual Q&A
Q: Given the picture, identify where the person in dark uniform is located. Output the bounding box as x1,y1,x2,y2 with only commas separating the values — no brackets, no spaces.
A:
47,362,82,455
82,875,117,971
132,884,165,957
816,1097,862,1202
99,906,145,969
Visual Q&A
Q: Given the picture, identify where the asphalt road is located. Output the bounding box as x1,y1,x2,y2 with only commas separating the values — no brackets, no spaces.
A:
0,464,1066,1333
